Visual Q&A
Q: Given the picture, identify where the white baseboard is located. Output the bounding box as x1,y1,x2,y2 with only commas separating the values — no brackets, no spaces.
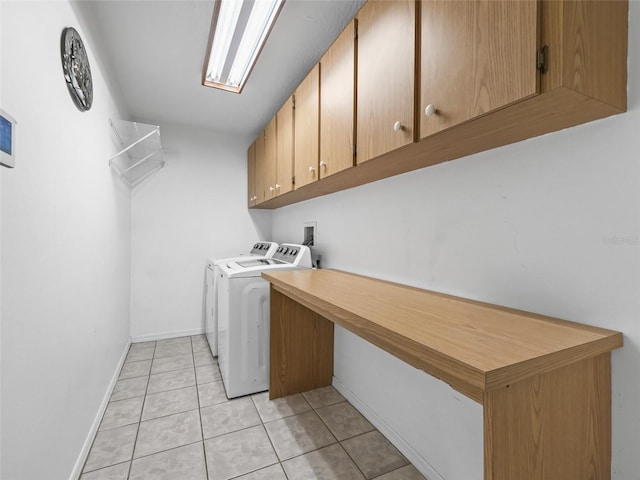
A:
332,376,446,480
131,327,204,343
68,340,131,480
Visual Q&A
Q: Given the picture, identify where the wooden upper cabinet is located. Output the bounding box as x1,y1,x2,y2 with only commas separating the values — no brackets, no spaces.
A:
276,96,294,196
253,131,267,205
540,0,627,110
420,0,539,139
319,20,356,179
247,141,256,207
249,0,627,210
294,64,320,189
356,0,415,165
264,116,278,199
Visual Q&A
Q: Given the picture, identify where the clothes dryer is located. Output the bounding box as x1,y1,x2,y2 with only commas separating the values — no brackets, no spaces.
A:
217,244,312,398
205,242,278,355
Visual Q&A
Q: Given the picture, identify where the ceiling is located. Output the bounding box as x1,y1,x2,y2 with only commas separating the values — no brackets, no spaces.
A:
75,0,364,139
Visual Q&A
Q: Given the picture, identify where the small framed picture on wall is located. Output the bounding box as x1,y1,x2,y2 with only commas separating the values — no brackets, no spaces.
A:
0,109,17,168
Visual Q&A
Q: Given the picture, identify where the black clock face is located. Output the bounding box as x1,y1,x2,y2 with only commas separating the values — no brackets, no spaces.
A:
61,27,93,111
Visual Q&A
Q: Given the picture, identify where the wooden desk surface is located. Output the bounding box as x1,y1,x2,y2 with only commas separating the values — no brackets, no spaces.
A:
263,269,622,403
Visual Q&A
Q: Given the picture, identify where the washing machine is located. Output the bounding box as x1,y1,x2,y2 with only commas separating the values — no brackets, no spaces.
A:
205,242,278,356
217,244,312,398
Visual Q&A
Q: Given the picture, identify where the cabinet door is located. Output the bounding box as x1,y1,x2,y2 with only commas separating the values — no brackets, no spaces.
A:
247,141,256,207
357,0,415,164
294,64,320,189
264,116,278,199
420,0,539,138
254,131,267,205
276,96,294,195
320,20,355,179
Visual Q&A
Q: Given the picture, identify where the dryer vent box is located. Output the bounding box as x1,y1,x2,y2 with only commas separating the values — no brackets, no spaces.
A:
303,222,316,246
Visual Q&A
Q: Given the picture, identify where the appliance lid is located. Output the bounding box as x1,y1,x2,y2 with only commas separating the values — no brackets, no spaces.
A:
233,258,284,268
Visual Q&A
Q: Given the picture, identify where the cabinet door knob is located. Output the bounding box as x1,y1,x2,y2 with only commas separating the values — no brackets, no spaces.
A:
275,183,281,190
308,166,315,173
393,121,404,132
320,161,326,168
269,186,275,192
424,104,437,117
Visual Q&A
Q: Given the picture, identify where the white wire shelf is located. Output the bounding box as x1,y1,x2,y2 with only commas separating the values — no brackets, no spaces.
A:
109,119,164,187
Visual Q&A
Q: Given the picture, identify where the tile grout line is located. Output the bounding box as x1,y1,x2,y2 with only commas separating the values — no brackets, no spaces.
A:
121,337,213,477
78,342,154,478
126,341,156,480
193,336,211,480
249,394,291,479
76,346,135,479
294,396,371,479
309,398,373,480
118,338,213,475
136,406,201,428
128,439,204,464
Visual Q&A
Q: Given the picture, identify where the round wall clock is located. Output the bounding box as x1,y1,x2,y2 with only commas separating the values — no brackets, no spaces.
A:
60,27,93,111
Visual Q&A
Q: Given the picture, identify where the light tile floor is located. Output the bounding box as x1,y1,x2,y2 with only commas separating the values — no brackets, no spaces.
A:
80,335,428,480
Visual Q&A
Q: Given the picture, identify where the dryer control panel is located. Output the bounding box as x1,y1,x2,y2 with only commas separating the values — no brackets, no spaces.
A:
249,242,278,256
272,244,312,267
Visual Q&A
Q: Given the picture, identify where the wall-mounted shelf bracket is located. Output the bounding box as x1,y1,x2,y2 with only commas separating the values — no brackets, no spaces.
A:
109,119,164,187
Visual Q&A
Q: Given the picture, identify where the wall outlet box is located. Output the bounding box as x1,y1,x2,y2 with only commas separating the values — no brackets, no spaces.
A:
304,221,317,246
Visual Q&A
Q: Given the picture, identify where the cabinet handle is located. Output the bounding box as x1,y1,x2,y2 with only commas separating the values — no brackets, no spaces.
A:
269,186,275,192
320,161,326,168
308,166,315,173
424,104,437,117
393,121,404,132
275,184,281,190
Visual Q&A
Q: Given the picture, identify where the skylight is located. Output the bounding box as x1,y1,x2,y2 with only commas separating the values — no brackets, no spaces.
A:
202,0,284,94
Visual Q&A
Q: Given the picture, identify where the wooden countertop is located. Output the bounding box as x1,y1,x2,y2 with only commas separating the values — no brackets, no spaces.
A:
262,269,622,403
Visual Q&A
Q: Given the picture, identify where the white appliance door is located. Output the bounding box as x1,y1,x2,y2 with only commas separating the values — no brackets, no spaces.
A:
223,277,270,398
204,264,218,356
217,273,230,386
240,280,270,391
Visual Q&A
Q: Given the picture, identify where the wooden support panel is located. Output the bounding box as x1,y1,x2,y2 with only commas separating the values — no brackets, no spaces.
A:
269,287,334,399
484,353,612,480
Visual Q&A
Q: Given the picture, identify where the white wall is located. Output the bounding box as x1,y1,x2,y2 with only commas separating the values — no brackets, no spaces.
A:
271,3,640,478
130,124,271,340
0,2,131,479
